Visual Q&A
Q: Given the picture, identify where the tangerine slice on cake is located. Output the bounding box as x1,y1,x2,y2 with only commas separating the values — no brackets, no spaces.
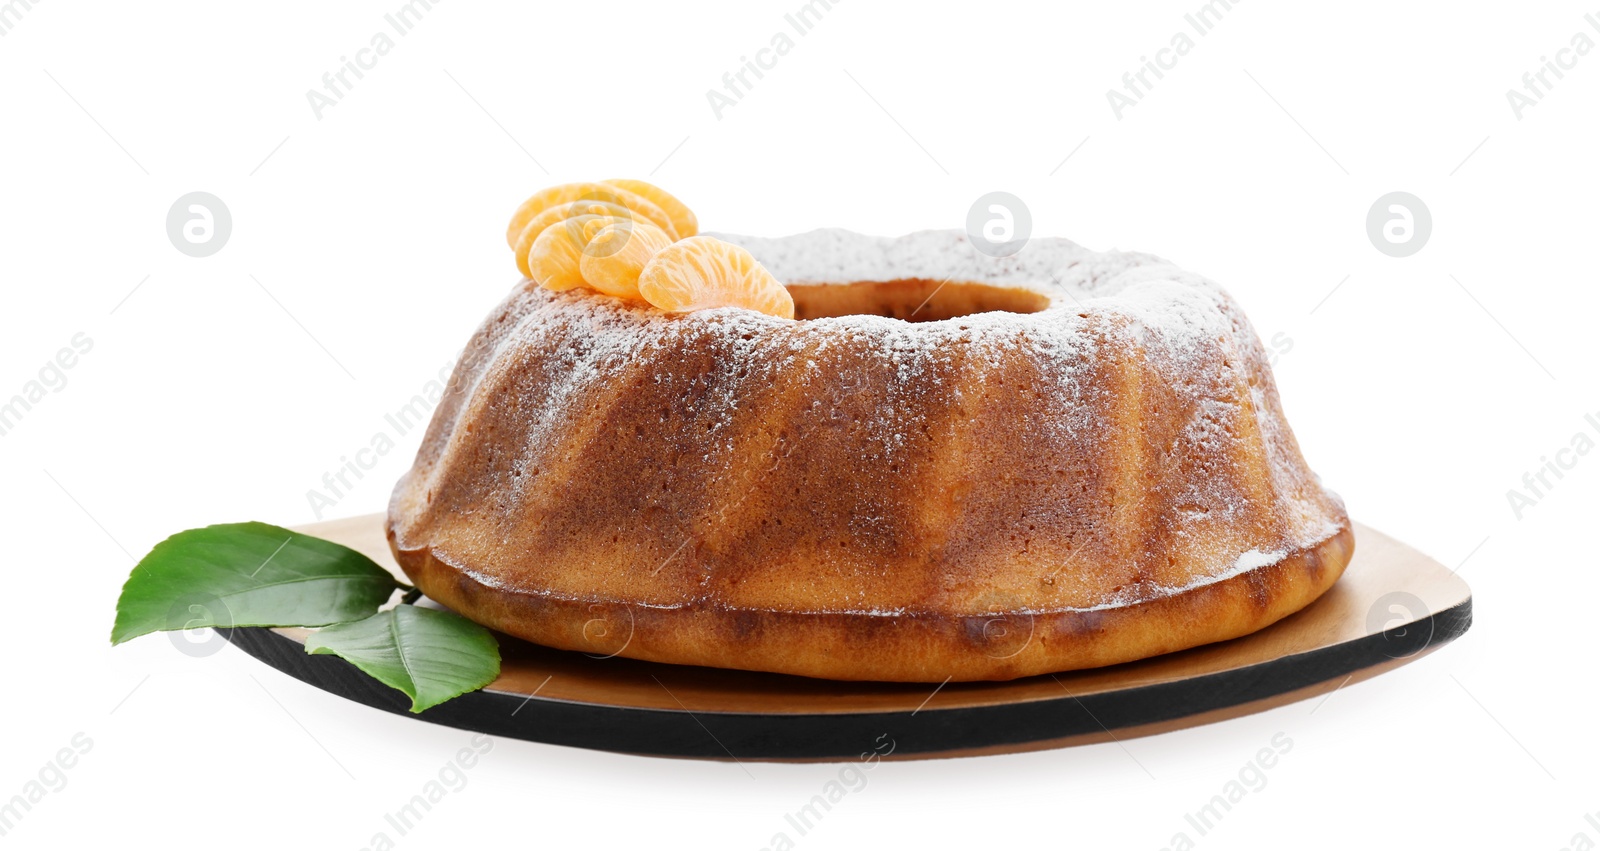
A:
578,220,676,300
603,179,698,239
505,182,677,248
637,235,794,319
526,215,626,292
513,200,634,279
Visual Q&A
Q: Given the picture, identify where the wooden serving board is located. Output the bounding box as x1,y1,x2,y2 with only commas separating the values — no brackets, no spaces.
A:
221,515,1471,761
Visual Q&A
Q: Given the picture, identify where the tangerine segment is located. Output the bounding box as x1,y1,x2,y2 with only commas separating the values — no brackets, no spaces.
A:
578,220,675,300
638,236,794,319
527,215,625,291
603,179,698,239
514,200,632,278
505,182,676,248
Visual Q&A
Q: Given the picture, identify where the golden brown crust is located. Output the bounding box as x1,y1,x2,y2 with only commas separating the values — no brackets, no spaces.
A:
387,231,1353,682
389,521,1352,682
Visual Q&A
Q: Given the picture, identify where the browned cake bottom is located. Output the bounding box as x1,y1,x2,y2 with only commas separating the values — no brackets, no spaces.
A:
389,521,1353,683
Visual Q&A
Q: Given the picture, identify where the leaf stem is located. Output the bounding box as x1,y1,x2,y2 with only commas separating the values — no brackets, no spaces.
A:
400,587,423,605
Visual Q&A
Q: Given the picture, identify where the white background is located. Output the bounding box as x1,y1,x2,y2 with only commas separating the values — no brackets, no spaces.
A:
2,0,1596,848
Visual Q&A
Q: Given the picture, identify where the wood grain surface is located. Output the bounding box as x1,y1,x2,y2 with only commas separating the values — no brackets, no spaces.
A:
218,514,1471,760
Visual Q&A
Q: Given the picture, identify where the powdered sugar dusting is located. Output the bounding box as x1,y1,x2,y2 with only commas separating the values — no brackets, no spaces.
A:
1232,547,1289,573
712,228,1343,587
396,228,1348,614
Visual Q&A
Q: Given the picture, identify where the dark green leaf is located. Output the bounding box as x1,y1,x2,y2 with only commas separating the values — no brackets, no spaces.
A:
112,522,399,645
304,606,500,713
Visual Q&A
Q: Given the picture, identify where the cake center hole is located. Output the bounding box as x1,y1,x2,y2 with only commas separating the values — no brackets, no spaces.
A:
787,279,1051,322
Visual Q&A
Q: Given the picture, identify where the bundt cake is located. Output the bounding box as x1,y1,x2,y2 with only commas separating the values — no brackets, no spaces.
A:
388,221,1352,682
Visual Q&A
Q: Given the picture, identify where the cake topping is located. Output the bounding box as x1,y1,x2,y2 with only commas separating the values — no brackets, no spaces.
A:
579,219,675,300
525,214,624,292
638,235,795,319
513,199,632,279
602,178,699,239
506,180,794,319
506,181,678,248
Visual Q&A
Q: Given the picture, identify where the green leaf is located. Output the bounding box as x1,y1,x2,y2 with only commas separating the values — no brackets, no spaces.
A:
112,522,399,645
304,606,501,713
